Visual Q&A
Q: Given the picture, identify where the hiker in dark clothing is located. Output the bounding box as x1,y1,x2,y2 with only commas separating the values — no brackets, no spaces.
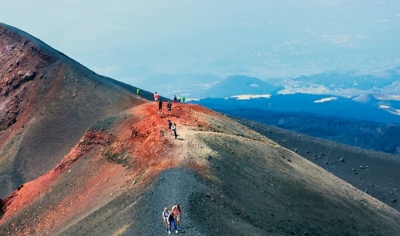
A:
168,120,173,135
158,99,163,114
167,101,172,115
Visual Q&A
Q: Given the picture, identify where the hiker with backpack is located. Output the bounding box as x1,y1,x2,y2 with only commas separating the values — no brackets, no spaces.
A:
172,123,177,139
167,101,172,115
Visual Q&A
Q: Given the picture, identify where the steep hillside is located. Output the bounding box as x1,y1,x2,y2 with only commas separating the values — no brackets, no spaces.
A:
234,117,400,212
0,23,153,199
1,102,399,235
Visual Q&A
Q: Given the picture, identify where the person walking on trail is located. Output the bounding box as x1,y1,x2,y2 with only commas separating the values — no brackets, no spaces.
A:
172,204,182,230
136,88,140,98
162,207,170,233
158,99,163,114
167,101,172,115
167,210,179,234
172,123,177,139
154,92,159,104
168,120,173,135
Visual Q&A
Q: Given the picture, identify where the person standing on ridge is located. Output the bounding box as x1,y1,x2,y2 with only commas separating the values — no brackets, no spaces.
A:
167,101,172,115
136,88,140,98
154,92,159,105
162,207,170,233
172,123,177,139
171,204,182,230
173,95,177,102
177,95,181,103
167,210,179,234
168,120,173,135
158,99,163,114
182,96,186,103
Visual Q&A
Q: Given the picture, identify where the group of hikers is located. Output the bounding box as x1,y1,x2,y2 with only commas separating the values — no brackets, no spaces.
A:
173,94,186,103
162,204,182,234
153,92,183,139
153,92,173,115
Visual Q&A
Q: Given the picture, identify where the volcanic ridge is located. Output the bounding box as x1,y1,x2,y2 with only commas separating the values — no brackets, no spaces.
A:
1,23,400,236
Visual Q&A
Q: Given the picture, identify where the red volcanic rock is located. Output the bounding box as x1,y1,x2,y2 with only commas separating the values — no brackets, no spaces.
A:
0,23,148,199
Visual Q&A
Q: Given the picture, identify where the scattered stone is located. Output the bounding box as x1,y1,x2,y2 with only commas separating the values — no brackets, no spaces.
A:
360,166,365,169
391,199,397,203
352,168,356,172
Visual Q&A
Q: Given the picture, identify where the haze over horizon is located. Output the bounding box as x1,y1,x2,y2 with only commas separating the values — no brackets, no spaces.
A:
2,0,399,87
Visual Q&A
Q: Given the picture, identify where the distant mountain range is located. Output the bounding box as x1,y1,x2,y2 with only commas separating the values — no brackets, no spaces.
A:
192,75,283,98
140,68,400,100
194,93,400,154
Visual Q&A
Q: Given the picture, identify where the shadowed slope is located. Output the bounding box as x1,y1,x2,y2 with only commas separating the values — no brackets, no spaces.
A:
0,23,152,199
1,102,399,235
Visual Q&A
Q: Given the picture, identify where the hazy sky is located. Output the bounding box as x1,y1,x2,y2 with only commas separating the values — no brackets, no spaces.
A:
1,0,399,86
